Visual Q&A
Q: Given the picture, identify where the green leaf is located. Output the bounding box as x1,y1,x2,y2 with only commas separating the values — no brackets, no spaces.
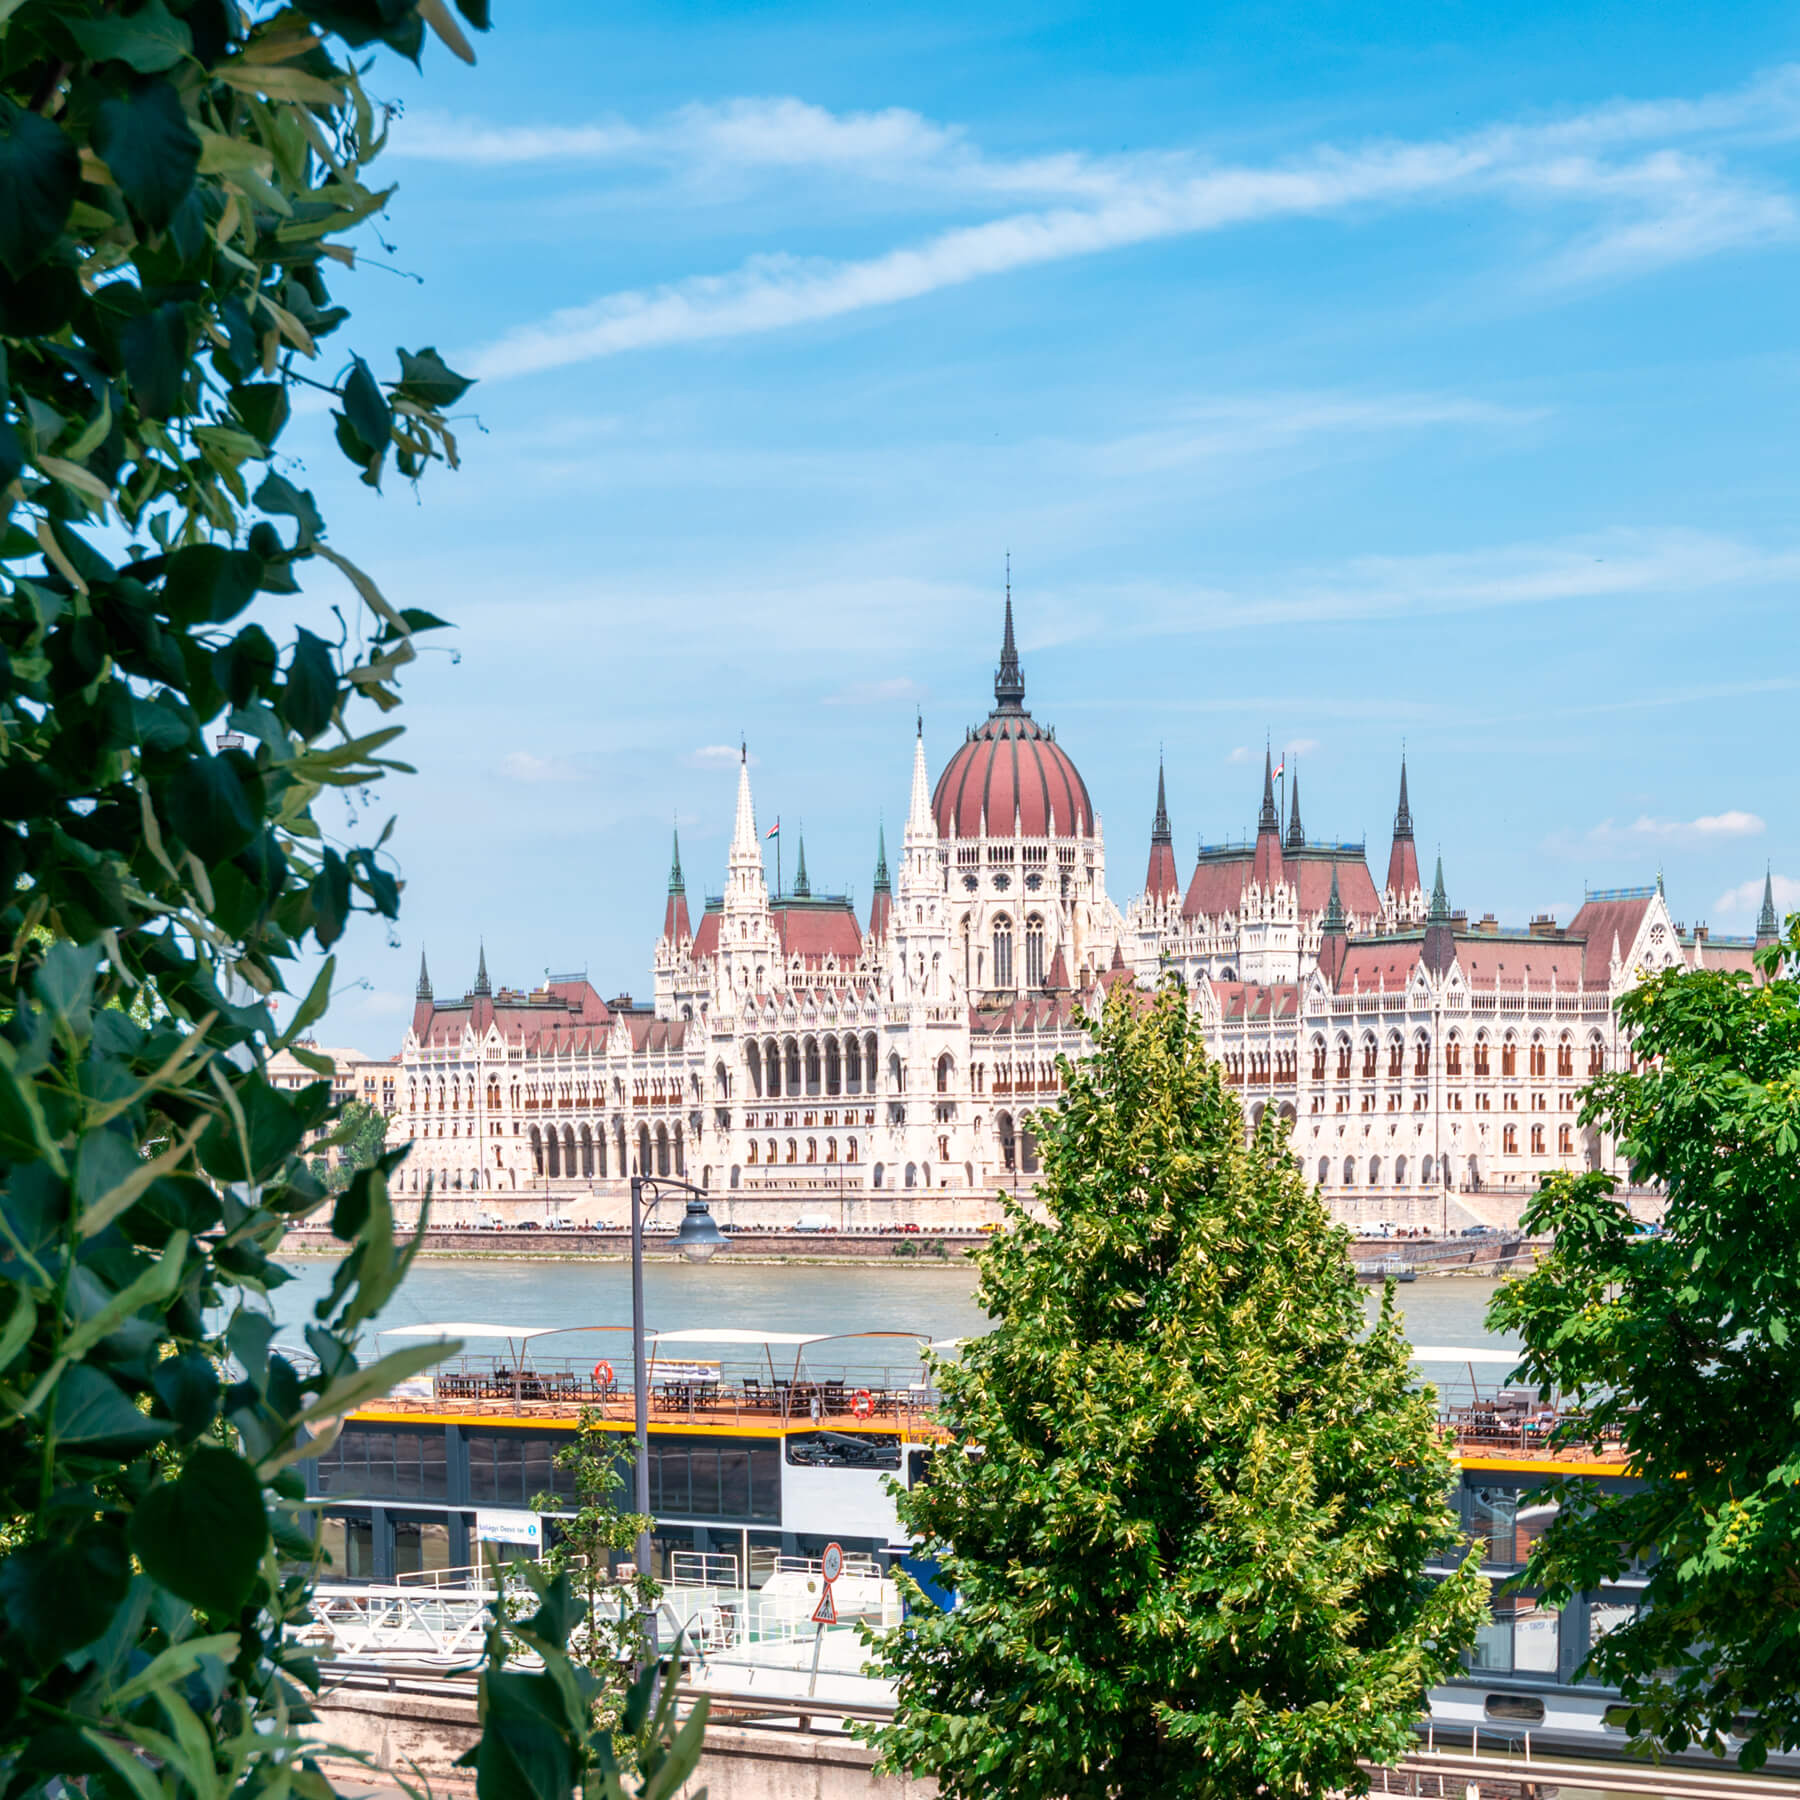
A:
108,1632,240,1708
395,345,474,409
253,470,324,547
161,542,262,626
297,1340,459,1428
130,1446,269,1616
70,0,194,73
35,939,101,1039
61,1232,189,1362
94,79,202,234
340,355,391,452
121,301,192,421
52,1363,169,1452
163,751,259,863
274,955,336,1050
0,100,78,277
0,1525,130,1668
281,628,337,739
230,381,290,449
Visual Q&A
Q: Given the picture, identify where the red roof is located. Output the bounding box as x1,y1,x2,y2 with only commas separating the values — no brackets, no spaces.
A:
1565,894,1653,987
691,909,720,959
412,978,615,1051
933,711,1093,839
1209,981,1299,1020
1144,839,1179,900
1181,849,1380,922
1386,834,1421,898
1453,938,1588,991
772,902,864,963
1322,943,1422,994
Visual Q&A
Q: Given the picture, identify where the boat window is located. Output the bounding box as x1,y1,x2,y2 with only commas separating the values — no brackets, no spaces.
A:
314,1427,448,1501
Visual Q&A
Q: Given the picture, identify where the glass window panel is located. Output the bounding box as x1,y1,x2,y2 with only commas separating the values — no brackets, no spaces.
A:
1468,1614,1513,1672
1514,1598,1560,1673
1468,1487,1519,1565
656,1448,692,1516
322,1513,375,1581
317,1515,346,1575
718,1451,750,1518
749,1445,780,1522
393,1517,451,1577
691,1449,722,1519
420,1434,448,1501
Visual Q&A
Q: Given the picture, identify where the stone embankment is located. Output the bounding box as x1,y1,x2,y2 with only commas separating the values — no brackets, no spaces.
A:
278,1225,986,1262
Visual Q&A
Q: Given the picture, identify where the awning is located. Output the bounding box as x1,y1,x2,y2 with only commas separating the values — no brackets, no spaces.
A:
380,1323,565,1341
1409,1345,1521,1365
650,1329,832,1347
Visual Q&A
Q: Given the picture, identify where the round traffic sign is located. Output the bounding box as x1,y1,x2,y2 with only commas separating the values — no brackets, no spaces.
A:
820,1541,844,1583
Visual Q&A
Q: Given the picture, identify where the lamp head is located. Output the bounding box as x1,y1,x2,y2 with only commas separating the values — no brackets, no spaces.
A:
673,1195,729,1264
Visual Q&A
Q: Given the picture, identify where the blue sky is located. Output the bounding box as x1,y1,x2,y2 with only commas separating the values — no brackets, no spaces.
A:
297,1,1800,1051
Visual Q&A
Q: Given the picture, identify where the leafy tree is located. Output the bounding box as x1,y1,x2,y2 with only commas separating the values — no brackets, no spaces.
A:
531,1409,662,1714
872,983,1486,1800
1490,914,1800,1770
0,6,706,1799
310,1096,389,1193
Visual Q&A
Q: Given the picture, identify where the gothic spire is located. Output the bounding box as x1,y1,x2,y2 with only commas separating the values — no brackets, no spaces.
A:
1429,853,1449,924
730,740,757,855
1258,744,1279,834
416,947,431,1000
792,826,810,898
1758,865,1779,940
873,821,891,893
1323,862,1346,934
1285,767,1304,852
474,939,490,996
667,822,685,895
1394,753,1413,840
906,714,934,838
1151,754,1171,846
994,569,1025,712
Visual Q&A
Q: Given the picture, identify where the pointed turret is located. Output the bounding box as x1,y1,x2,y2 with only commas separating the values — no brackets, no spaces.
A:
994,568,1026,713
1423,853,1456,975
1385,753,1421,903
411,947,435,1038
906,714,933,838
417,948,432,1000
1285,768,1305,852
1144,756,1179,901
1252,744,1284,890
725,740,769,914
1315,861,1350,988
866,823,892,942
792,828,810,899
1046,940,1070,992
1756,866,1780,944
662,823,691,943
473,940,490,996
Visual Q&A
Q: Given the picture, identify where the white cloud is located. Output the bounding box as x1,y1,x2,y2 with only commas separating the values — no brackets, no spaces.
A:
1286,737,1321,756
1626,810,1765,839
1715,873,1800,917
1226,746,1253,764
499,750,586,783
686,743,754,768
460,68,1800,380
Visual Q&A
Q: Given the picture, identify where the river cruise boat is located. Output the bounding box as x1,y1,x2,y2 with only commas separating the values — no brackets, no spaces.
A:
301,1324,1753,1764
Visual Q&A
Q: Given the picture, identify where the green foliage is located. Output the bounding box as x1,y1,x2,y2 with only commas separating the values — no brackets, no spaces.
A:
309,1095,389,1193
463,1563,709,1800
530,1409,661,1724
0,5,704,1797
872,983,1486,1800
1489,914,1800,1770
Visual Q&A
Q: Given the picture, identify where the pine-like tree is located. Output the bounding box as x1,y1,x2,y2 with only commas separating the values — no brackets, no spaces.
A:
875,983,1485,1799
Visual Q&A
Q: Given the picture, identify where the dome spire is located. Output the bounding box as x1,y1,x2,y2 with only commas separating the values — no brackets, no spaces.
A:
1151,752,1171,845
873,820,891,894
907,714,934,837
792,824,810,898
416,947,431,1000
474,939,490,996
994,558,1025,712
1394,750,1413,840
1258,742,1279,835
1285,765,1304,852
667,821,685,896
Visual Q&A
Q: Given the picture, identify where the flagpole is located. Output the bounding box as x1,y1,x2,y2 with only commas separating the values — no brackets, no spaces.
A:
775,816,781,900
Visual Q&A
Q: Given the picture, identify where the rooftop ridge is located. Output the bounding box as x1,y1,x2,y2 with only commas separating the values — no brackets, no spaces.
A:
1582,883,1657,902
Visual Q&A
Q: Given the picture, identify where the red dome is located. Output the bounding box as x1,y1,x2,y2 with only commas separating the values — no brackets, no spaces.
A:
932,711,1094,840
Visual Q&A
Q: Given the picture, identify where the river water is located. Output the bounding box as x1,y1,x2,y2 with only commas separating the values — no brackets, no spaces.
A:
270,1255,1521,1401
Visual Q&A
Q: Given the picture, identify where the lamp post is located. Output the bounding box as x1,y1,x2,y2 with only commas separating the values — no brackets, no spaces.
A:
626,1171,728,1663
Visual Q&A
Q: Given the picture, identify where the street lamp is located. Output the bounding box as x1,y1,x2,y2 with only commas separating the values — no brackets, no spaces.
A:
626,1172,728,1664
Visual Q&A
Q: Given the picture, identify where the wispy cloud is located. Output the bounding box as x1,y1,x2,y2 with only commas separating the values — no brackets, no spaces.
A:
1570,810,1767,853
1716,872,1799,917
686,743,753,768
460,68,1800,380
499,750,586,783
1226,746,1253,764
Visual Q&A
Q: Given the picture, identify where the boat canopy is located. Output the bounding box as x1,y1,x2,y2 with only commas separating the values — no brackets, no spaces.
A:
380,1323,565,1341
1410,1345,1520,1365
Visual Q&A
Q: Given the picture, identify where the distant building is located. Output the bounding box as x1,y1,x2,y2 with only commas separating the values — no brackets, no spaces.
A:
269,1040,397,1169
387,595,1779,1229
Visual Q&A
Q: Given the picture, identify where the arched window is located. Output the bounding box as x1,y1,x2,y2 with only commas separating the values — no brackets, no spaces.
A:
806,1137,817,1164
846,1035,863,1091
563,1125,576,1177
530,1125,543,1176
905,1162,918,1188
763,1036,780,1097
546,1129,561,1178
637,1123,652,1175
730,1164,741,1188
785,1039,802,1094
747,1140,759,1165
936,1052,954,1094
804,1038,821,1096
580,1122,594,1178
1446,1037,1463,1077
1529,1039,1547,1078
1387,1036,1404,1079
996,1111,1015,1172
1025,915,1045,988
826,1137,837,1163
1317,1156,1330,1184
846,1136,858,1163
1368,1156,1382,1185
1335,1037,1352,1080
715,1059,730,1101
1019,1128,1038,1175
1311,1038,1327,1081
1474,1035,1491,1078
993,916,1013,988
888,1052,904,1093
1420,1154,1434,1184
1587,1035,1605,1078
872,1161,884,1189
655,1123,670,1176
1502,1038,1518,1078
785,1138,797,1165
1343,1157,1356,1186
825,1037,841,1095
1361,1036,1378,1080
765,1137,776,1166
1394,1154,1408,1185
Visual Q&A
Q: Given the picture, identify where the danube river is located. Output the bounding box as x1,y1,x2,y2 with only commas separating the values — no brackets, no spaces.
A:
271,1255,1522,1400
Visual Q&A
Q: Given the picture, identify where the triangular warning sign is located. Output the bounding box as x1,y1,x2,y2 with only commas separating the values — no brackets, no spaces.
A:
811,1585,838,1625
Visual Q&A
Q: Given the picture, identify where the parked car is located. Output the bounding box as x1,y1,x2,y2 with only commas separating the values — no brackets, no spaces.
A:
792,1213,834,1232
547,1216,576,1230
1461,1224,1498,1238
471,1212,504,1230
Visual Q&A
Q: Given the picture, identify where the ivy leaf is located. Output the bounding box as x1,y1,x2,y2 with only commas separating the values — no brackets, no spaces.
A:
394,346,473,409
0,101,79,278
130,1446,269,1617
93,80,202,234
69,0,195,73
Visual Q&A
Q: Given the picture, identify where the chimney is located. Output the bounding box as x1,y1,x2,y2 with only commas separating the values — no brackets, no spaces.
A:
1477,913,1499,935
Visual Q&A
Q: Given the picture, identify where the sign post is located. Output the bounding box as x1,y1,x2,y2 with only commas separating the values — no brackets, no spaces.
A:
806,1541,845,1701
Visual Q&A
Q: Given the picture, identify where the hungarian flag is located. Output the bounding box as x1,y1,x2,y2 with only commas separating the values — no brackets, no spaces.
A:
1272,757,1285,780
766,819,780,840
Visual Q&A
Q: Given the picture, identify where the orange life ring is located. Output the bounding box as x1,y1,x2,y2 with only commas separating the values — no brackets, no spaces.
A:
594,1360,614,1387
850,1388,875,1419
